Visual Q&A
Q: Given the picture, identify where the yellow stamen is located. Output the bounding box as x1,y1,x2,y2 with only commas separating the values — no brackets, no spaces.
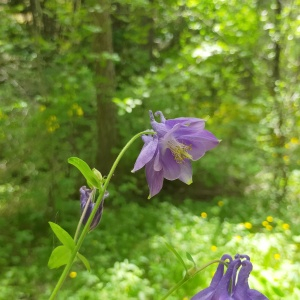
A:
167,140,192,163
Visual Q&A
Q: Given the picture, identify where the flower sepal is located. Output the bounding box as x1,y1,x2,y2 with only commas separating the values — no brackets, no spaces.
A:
191,254,269,300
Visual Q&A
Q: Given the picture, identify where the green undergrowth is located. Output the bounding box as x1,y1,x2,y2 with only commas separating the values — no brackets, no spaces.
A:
0,196,299,299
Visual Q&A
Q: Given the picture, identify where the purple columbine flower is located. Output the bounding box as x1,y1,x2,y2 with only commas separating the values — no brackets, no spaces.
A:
132,111,219,198
191,254,269,300
79,186,109,231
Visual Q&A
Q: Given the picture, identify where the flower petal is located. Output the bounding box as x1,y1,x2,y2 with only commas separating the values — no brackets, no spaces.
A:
180,131,219,160
161,148,181,180
191,288,215,300
211,254,233,288
132,135,158,172
165,117,205,131
197,130,220,151
154,111,166,123
211,258,241,299
191,254,232,300
149,111,168,137
89,198,103,231
178,160,193,185
248,290,269,300
153,149,163,172
145,159,164,198
80,186,92,208
233,260,268,300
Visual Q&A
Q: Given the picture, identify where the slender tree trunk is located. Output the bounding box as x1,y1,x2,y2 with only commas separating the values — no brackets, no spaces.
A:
271,0,288,202
92,0,117,175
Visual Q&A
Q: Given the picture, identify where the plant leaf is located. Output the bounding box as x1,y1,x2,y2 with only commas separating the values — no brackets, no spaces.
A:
68,157,101,189
77,252,91,272
48,245,71,269
186,252,196,267
49,222,75,250
165,242,188,272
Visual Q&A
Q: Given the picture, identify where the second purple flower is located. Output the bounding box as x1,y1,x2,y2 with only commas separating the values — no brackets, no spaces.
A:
132,111,219,198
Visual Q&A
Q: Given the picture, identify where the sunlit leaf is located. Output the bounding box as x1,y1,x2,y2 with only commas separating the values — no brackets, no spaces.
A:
68,157,101,189
48,245,71,269
77,252,91,272
49,222,75,250
186,252,196,267
165,242,188,272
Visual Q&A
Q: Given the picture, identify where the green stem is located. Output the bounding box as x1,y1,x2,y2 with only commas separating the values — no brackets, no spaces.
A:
49,130,154,300
160,259,226,300
73,188,96,243
161,277,186,300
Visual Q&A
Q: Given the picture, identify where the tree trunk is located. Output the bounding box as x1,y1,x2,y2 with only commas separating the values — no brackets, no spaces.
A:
271,0,288,202
92,0,117,175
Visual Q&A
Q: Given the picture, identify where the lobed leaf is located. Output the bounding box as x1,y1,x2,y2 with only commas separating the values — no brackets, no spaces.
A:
49,222,75,250
48,245,71,269
77,252,91,272
165,242,188,272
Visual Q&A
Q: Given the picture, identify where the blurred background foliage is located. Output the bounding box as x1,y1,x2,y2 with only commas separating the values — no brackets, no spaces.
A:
0,0,299,299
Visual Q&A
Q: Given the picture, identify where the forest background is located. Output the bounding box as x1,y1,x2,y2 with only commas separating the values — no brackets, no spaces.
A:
0,0,300,299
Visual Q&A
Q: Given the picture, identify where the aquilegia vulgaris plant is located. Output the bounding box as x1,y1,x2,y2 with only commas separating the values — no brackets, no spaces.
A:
132,111,219,197
47,110,268,300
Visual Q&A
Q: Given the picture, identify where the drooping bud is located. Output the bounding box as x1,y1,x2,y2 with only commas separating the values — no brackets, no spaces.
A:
79,186,109,231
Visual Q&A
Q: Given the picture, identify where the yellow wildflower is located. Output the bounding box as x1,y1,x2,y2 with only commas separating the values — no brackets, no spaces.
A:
244,222,252,229
283,155,289,163
39,105,46,112
274,253,280,260
76,106,84,116
46,115,60,133
282,223,290,230
69,271,77,278
266,224,273,231
69,104,84,117
201,212,207,218
211,245,217,252
291,137,298,144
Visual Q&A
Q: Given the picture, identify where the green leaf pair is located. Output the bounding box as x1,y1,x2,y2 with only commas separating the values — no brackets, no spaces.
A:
48,222,90,271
